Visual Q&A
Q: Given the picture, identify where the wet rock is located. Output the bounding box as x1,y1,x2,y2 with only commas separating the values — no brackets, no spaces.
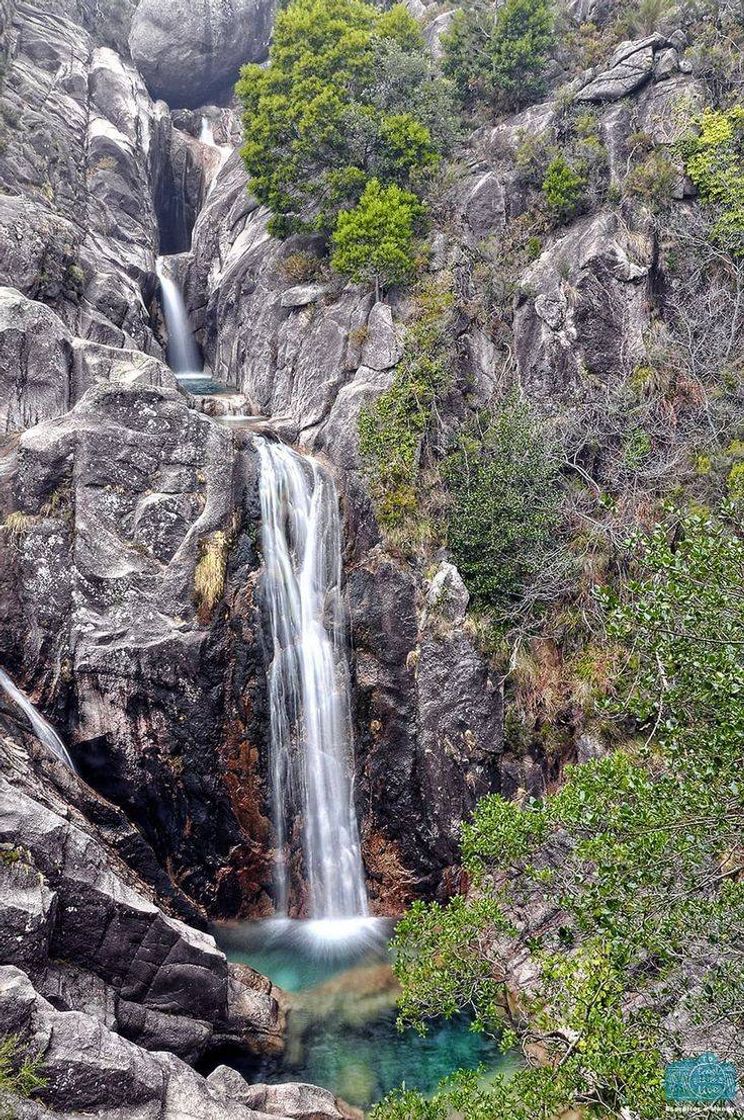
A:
0,717,284,1061
1,384,271,916
349,549,503,901
129,0,278,108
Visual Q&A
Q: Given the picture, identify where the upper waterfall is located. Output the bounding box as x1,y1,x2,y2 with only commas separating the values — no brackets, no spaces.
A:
156,257,203,378
0,668,75,770
258,439,368,920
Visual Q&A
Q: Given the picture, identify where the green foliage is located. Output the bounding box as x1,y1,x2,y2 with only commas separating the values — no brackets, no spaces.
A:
392,896,512,1033
358,273,455,533
541,152,588,223
443,397,562,615
0,1035,45,1120
331,179,424,293
442,0,555,111
378,511,744,1120
237,0,454,241
681,106,744,255
624,149,678,208
605,511,744,770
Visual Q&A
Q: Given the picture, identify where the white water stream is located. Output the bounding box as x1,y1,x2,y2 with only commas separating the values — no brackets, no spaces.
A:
258,439,368,920
156,257,203,377
0,668,75,770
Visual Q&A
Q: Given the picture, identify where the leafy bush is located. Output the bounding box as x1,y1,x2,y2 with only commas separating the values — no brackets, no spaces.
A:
237,0,454,239
624,149,678,208
541,153,588,223
442,0,555,111
443,398,562,615
331,179,424,296
681,106,744,255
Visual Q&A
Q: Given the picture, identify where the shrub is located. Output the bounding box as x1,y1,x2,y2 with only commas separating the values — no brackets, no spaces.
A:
281,252,322,283
681,106,744,255
0,1035,45,1119
378,511,744,1120
331,179,424,296
194,530,230,621
443,397,562,615
1,512,38,536
624,150,678,208
359,273,455,533
443,0,555,111
541,153,588,223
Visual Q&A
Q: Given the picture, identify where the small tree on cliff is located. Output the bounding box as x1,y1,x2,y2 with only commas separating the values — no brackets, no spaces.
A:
331,179,424,298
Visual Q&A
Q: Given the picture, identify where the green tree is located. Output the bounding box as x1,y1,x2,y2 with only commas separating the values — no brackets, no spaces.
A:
443,398,562,616
237,0,452,238
443,0,555,111
331,178,424,297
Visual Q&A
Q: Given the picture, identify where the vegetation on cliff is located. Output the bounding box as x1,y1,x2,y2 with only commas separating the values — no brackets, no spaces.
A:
236,0,455,280
0,1035,45,1119
443,0,555,110
347,0,744,1115
374,510,744,1119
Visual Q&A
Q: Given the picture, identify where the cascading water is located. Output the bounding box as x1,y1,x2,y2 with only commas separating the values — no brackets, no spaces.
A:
258,439,368,920
156,257,203,379
0,668,75,770
199,117,230,195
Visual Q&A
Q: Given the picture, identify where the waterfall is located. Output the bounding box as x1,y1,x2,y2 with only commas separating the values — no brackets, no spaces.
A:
0,668,75,770
199,117,230,194
258,439,368,920
156,258,203,378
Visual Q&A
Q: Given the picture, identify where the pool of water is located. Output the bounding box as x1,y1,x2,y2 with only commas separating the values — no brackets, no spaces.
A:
213,918,516,1111
174,372,234,395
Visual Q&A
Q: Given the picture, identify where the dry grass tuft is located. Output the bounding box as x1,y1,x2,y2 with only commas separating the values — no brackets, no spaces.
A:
2,512,38,536
194,530,230,621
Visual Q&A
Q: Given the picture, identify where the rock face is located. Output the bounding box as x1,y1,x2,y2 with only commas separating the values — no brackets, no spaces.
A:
0,966,351,1120
514,211,653,395
576,36,661,102
0,706,283,1066
130,0,278,108
0,383,275,916
2,0,718,959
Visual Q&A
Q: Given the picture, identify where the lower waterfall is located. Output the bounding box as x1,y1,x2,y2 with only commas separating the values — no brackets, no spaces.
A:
258,439,368,920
